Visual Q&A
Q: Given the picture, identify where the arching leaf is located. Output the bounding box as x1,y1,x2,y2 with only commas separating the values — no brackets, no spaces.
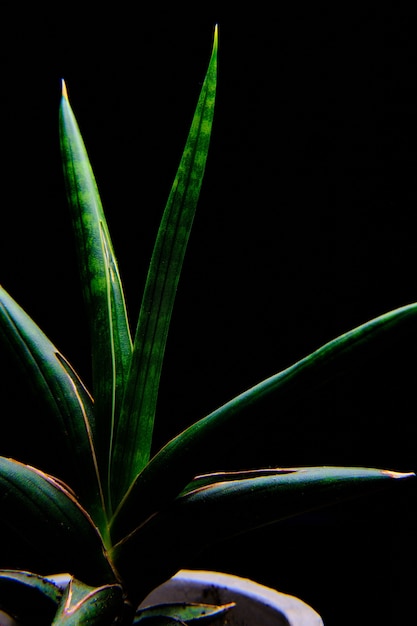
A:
0,286,106,533
0,457,116,585
0,570,62,624
113,466,414,604
111,302,417,540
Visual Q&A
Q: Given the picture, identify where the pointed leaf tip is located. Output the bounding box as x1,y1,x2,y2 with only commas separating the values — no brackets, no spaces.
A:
383,470,415,480
61,79,68,100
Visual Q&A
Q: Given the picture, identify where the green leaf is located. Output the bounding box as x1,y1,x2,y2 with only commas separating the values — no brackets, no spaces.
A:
134,618,183,626
134,601,235,624
0,285,106,534
59,80,133,511
111,302,417,540
52,578,123,625
113,467,414,603
109,26,218,508
0,570,62,624
0,457,116,585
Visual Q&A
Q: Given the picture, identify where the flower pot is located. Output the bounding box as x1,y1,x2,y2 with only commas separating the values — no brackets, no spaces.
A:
0,611,17,626
140,569,323,625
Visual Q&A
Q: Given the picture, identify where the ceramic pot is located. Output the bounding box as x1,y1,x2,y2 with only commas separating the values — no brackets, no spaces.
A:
140,569,324,625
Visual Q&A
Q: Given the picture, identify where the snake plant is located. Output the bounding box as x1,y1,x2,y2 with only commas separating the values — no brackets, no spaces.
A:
0,26,414,625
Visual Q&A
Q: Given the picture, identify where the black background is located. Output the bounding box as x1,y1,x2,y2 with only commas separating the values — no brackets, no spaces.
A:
0,5,416,624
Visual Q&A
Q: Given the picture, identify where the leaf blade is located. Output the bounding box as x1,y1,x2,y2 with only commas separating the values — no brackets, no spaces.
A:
52,578,123,625
0,570,62,624
59,82,133,510
110,26,218,505
134,601,235,624
0,285,106,532
0,457,116,585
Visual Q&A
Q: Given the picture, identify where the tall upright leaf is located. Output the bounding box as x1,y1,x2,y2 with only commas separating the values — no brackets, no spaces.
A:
59,83,133,510
110,26,218,507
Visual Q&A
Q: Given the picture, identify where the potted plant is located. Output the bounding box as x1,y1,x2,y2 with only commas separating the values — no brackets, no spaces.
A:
0,25,414,624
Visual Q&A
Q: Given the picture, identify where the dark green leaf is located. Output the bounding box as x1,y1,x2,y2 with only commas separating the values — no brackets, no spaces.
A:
111,302,417,539
0,570,62,624
0,286,106,533
0,457,116,585
113,466,414,603
52,578,123,625
59,80,133,513
110,26,218,508
134,601,235,624
134,618,184,626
